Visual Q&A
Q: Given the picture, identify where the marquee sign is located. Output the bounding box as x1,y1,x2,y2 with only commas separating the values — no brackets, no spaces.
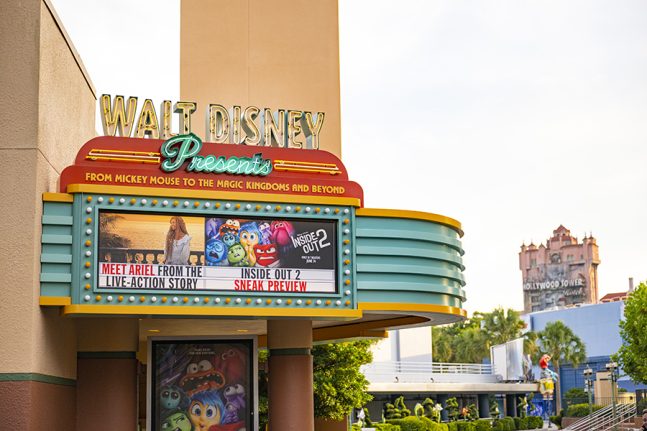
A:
42,131,361,316
98,212,338,294
60,134,363,203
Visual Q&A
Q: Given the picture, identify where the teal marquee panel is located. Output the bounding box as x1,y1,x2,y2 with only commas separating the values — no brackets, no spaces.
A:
40,201,74,298
41,193,357,312
354,215,466,309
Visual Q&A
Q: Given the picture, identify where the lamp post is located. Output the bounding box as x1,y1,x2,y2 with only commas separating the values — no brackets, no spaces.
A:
605,362,618,430
583,367,593,416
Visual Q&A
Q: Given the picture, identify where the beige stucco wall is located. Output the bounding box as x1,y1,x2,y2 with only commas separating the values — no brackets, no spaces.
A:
180,0,342,157
0,0,96,379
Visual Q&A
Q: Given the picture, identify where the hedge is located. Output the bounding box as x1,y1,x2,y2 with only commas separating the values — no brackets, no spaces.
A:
565,403,603,418
374,424,402,431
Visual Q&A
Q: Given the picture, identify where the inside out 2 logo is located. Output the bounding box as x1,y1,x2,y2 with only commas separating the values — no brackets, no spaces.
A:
291,229,331,255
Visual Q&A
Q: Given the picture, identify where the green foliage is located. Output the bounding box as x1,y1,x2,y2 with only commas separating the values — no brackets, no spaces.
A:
419,416,449,431
489,400,500,418
385,402,402,420
526,416,544,429
482,308,526,346
374,423,402,431
447,423,458,431
432,308,526,363
396,395,411,417
460,403,478,421
312,340,375,421
535,320,586,409
564,387,587,400
474,419,492,431
565,403,603,417
513,417,529,429
421,397,441,422
491,417,516,431
549,414,562,427
456,422,476,431
386,417,427,431
446,397,460,421
614,282,647,384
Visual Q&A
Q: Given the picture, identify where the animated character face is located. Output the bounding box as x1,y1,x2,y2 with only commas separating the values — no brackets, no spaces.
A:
270,220,294,247
189,399,222,431
253,244,279,267
258,222,272,243
219,219,240,237
239,222,260,249
222,232,237,247
205,239,227,264
179,359,225,397
160,385,183,410
161,411,192,431
227,243,246,265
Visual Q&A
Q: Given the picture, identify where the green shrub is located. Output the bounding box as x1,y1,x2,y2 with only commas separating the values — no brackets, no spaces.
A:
526,416,543,429
565,403,603,417
447,423,458,431
491,417,516,431
387,417,427,431
474,419,492,431
456,422,476,431
374,424,402,431
513,417,530,429
418,416,449,431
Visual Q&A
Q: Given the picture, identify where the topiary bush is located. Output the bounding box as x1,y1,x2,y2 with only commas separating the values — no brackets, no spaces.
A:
419,416,449,431
565,403,603,417
491,417,516,431
456,422,477,431
526,416,543,429
474,419,492,431
386,417,427,431
374,423,402,431
447,422,458,431
513,417,529,429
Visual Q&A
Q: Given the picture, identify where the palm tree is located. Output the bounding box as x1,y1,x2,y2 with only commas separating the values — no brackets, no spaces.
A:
482,307,526,346
432,326,454,362
453,327,489,363
536,321,586,412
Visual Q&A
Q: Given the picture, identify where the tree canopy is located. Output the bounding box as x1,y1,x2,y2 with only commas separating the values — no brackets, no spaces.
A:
614,282,647,384
432,307,527,363
312,340,375,420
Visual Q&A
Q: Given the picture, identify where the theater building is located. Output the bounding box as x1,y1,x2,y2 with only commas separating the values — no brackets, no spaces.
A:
519,225,600,313
0,1,467,430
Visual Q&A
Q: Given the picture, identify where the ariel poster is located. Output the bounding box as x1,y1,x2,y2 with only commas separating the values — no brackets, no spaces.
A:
151,339,254,431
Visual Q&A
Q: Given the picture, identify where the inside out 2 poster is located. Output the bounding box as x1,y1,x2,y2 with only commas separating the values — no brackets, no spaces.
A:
97,212,337,293
151,339,253,431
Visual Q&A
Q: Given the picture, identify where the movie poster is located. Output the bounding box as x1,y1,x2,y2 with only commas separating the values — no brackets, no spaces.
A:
97,211,337,293
151,339,253,431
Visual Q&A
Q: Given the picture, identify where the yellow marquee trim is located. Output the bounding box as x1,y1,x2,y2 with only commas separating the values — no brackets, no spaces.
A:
358,302,467,318
67,184,361,207
356,208,463,236
39,296,72,306
62,304,363,319
42,192,74,203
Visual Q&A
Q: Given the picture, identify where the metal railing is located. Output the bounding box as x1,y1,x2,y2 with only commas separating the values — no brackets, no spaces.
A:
361,361,500,384
564,402,636,431
364,361,494,374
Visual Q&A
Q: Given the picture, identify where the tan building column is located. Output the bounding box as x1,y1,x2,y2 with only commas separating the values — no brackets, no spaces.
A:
267,319,314,431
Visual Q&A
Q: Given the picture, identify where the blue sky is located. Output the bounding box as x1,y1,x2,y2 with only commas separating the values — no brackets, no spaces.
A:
52,0,647,313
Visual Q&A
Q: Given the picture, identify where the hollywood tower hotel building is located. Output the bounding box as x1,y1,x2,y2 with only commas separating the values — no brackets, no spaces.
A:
519,225,600,313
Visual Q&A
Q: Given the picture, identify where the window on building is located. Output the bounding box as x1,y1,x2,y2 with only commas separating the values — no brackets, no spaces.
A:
530,258,537,268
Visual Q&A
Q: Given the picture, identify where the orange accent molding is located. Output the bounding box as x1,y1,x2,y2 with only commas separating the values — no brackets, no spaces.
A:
356,208,463,236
